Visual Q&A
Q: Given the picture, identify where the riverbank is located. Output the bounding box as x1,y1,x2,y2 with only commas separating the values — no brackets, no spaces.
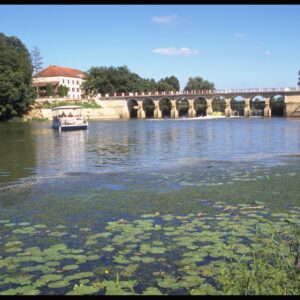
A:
23,101,120,121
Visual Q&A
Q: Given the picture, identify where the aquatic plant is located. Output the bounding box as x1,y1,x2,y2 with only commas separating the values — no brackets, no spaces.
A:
218,222,300,295
1,201,300,295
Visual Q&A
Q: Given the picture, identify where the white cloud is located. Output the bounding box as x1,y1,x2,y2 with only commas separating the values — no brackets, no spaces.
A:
264,50,271,56
153,47,199,56
234,32,245,39
254,46,272,56
151,15,178,25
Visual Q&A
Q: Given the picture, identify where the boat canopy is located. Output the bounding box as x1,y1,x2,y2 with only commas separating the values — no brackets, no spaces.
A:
52,105,83,111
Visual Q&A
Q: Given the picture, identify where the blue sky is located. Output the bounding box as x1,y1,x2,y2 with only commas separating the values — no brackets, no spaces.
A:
1,4,300,90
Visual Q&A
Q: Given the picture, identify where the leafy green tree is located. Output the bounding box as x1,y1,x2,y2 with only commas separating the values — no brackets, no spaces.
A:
157,81,173,92
0,32,36,121
184,76,215,91
157,76,180,91
57,85,69,97
141,79,157,92
82,65,158,95
58,85,64,97
46,84,53,97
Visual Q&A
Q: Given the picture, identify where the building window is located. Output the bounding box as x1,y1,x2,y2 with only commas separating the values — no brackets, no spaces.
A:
72,80,74,84
77,88,80,92
72,87,75,92
68,80,69,84
76,81,79,85
62,79,65,84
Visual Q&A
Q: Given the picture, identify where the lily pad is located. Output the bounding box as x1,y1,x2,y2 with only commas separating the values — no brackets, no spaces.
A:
66,284,100,295
102,245,115,252
140,256,156,263
157,275,180,289
48,280,71,289
113,255,131,265
178,275,205,288
0,286,40,295
63,264,79,271
65,272,94,282
143,287,163,295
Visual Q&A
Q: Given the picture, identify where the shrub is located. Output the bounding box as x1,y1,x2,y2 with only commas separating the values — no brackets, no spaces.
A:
218,223,300,295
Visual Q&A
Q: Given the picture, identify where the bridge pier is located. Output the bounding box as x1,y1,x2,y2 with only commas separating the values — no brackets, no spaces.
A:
188,99,196,117
153,100,162,118
264,99,271,117
206,99,213,116
137,101,146,118
244,98,250,117
225,99,232,117
171,100,179,118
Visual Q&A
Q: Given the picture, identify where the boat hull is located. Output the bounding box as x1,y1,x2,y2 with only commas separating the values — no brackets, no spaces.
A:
52,124,88,131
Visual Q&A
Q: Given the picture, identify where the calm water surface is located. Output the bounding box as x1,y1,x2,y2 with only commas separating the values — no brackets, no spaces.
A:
1,118,300,181
1,118,300,222
1,118,300,294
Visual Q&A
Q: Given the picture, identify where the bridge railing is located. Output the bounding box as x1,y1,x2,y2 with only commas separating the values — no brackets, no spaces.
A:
97,87,299,98
214,87,299,93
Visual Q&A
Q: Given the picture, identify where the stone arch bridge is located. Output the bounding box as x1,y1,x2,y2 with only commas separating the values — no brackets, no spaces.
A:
95,87,300,119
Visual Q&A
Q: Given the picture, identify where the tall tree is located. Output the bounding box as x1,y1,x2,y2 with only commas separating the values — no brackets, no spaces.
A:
83,65,158,94
0,32,36,121
184,76,215,91
31,46,43,75
157,76,180,91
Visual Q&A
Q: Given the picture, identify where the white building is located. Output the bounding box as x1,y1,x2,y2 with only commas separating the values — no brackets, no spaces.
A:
33,65,85,99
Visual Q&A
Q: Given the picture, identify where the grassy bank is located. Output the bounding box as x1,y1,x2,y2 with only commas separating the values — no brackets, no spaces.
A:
39,99,101,109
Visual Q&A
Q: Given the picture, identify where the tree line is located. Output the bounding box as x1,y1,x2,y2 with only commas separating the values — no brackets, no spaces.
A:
82,66,215,95
0,32,215,121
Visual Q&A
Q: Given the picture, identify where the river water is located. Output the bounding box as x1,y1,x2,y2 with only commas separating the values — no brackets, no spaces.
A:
1,117,300,294
1,117,300,224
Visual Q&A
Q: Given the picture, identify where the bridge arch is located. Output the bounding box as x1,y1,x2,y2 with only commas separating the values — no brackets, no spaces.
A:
250,95,265,117
230,96,245,116
270,94,285,117
176,97,189,117
194,97,207,116
142,98,155,118
127,98,139,118
159,97,172,118
212,96,226,116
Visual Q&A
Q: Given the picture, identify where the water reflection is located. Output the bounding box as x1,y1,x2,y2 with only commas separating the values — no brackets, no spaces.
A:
36,129,88,177
0,123,37,184
1,118,300,186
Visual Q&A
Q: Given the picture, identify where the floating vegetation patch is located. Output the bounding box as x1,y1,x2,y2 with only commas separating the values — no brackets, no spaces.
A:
0,201,300,295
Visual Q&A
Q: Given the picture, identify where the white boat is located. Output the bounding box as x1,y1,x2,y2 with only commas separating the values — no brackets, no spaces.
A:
52,105,88,131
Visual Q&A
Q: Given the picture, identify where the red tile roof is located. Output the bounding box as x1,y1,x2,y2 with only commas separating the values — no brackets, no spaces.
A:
35,65,85,79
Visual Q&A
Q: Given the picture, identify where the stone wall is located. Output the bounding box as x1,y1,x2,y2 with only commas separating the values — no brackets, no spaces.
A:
284,95,300,118
25,107,120,121
96,99,129,118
